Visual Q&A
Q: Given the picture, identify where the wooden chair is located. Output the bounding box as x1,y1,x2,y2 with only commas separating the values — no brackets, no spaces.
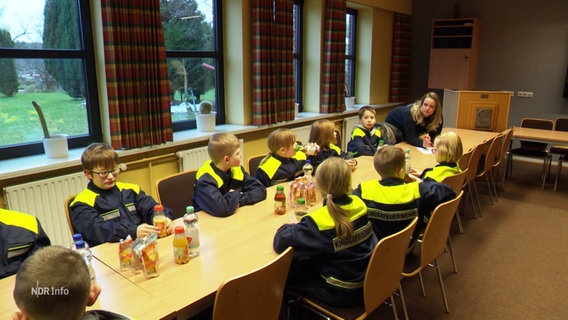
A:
463,139,490,218
441,170,467,235
507,118,554,189
155,170,197,219
458,148,473,171
492,128,514,193
212,247,294,320
400,191,464,315
290,218,418,320
550,117,568,191
247,154,266,177
475,133,504,205
64,195,77,235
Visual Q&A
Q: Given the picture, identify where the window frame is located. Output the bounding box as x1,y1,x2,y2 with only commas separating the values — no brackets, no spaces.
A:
293,0,304,112
0,1,101,160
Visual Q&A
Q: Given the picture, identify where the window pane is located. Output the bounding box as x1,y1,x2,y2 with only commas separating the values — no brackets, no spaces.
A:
161,0,214,51
0,0,81,50
0,58,89,146
168,57,217,122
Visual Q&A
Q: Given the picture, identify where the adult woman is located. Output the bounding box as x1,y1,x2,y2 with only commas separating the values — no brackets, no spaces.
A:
385,92,443,148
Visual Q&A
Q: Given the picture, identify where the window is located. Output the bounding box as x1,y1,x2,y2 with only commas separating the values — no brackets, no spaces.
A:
160,0,224,131
0,0,100,160
345,9,357,98
293,0,303,111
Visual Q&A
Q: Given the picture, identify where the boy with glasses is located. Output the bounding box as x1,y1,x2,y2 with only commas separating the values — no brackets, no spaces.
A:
70,143,173,246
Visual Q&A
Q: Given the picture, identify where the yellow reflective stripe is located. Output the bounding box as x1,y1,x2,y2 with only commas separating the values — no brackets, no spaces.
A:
308,195,367,231
322,275,364,289
0,209,39,234
116,181,141,194
330,143,341,154
72,189,98,207
424,166,462,182
351,127,365,139
197,160,224,187
231,166,244,181
360,180,420,203
292,151,307,160
258,156,281,179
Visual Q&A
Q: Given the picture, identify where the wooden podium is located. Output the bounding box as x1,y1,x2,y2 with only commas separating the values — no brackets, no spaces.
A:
442,89,512,132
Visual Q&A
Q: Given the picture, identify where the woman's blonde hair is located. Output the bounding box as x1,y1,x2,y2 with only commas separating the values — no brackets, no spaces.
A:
410,91,443,132
314,157,354,239
308,119,336,150
434,131,463,163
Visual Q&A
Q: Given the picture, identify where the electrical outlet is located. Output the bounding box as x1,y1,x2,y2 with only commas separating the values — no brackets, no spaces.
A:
517,91,534,98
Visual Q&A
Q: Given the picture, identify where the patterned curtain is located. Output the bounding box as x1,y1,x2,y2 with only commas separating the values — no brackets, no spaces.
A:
101,0,172,149
320,0,346,113
251,0,295,126
389,13,411,103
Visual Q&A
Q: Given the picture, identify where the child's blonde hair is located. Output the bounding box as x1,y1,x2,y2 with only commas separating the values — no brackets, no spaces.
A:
434,131,463,163
267,128,296,154
13,246,91,320
81,143,119,170
410,91,443,132
373,145,405,178
208,133,240,163
309,119,336,149
314,157,354,239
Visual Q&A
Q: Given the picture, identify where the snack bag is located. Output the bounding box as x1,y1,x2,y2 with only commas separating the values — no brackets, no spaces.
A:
131,238,145,274
118,235,133,271
139,233,160,279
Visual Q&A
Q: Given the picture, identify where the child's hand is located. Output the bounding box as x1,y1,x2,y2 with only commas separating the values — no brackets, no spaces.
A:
11,310,28,320
165,218,174,235
421,135,433,148
136,223,160,239
408,167,420,176
345,158,358,170
405,173,422,183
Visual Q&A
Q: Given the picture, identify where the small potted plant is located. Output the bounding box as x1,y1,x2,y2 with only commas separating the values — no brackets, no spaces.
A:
344,83,356,108
32,101,69,158
195,101,216,132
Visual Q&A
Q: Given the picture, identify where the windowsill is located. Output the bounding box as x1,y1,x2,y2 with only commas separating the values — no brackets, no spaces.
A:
0,103,399,181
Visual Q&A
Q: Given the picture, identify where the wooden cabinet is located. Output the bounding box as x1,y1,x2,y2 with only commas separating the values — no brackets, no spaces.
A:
443,89,512,133
428,18,480,90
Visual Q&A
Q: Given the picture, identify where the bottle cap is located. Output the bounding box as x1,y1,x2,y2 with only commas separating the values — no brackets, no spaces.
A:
305,160,311,164
276,186,284,191
297,197,306,205
185,206,195,213
75,240,86,249
154,204,164,211
174,226,185,234
73,233,83,241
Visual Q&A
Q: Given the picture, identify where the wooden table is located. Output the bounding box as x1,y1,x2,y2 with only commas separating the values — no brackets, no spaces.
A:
0,259,173,320
512,126,568,144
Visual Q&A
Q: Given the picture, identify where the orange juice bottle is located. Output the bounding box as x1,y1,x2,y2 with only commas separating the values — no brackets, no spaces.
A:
152,204,168,238
173,226,190,264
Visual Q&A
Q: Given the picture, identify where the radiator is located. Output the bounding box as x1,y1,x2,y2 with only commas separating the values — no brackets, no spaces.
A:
176,139,244,172
342,116,359,151
3,172,88,246
291,125,311,145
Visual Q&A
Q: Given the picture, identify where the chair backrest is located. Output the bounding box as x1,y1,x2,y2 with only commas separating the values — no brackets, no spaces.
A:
464,139,491,184
363,217,418,316
441,170,467,194
212,247,294,320
248,154,266,177
64,195,77,235
479,133,504,178
495,129,514,168
419,191,463,268
155,170,197,219
520,118,554,150
458,148,473,171
554,117,568,132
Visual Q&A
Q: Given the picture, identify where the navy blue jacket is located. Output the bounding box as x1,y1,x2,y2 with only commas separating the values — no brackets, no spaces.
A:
193,161,267,217
347,125,382,156
254,152,306,187
385,104,443,147
70,181,172,246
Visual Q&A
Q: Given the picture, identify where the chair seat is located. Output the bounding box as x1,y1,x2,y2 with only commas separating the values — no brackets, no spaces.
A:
508,148,549,158
549,146,568,155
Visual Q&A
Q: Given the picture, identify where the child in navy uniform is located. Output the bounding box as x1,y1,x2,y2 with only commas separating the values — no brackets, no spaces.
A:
347,106,383,156
193,132,267,217
419,131,463,182
71,143,173,246
254,128,308,187
274,157,377,307
353,145,455,248
307,119,357,170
